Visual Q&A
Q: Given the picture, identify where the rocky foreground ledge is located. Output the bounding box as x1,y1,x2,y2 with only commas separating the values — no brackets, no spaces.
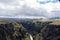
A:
0,20,60,40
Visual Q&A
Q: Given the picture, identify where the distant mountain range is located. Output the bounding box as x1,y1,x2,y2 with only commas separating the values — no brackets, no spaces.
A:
0,17,60,21
0,16,47,19
50,17,60,19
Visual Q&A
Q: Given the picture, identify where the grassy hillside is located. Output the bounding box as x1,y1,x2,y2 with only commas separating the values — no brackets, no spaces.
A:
0,19,60,40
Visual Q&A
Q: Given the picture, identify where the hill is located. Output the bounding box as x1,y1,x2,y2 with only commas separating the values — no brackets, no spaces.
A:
0,19,60,40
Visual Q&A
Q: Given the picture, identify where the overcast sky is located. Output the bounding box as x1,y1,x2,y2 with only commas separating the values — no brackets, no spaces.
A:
0,0,60,18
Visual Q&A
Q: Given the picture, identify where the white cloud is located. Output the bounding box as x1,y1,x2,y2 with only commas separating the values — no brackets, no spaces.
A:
37,0,49,2
0,3,17,10
0,0,60,18
42,2,60,17
42,2,60,12
37,0,58,3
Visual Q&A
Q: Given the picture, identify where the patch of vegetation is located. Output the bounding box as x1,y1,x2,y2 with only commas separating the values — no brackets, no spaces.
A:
0,19,60,40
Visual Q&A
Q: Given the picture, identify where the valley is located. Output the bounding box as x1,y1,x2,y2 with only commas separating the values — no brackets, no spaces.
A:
0,18,60,40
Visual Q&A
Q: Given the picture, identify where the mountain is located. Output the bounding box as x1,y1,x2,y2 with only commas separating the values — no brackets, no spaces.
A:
0,16,47,19
50,17,60,19
0,18,60,40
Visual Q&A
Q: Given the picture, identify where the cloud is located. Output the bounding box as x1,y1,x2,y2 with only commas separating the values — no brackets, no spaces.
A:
51,10,60,17
0,0,60,18
37,0,59,3
0,0,18,4
0,0,43,16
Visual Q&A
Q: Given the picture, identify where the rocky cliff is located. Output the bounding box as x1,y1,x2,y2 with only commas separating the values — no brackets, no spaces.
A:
0,20,60,40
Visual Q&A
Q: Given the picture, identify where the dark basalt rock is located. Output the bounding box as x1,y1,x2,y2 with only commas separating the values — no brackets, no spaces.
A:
0,23,14,40
41,25,60,40
0,21,60,40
